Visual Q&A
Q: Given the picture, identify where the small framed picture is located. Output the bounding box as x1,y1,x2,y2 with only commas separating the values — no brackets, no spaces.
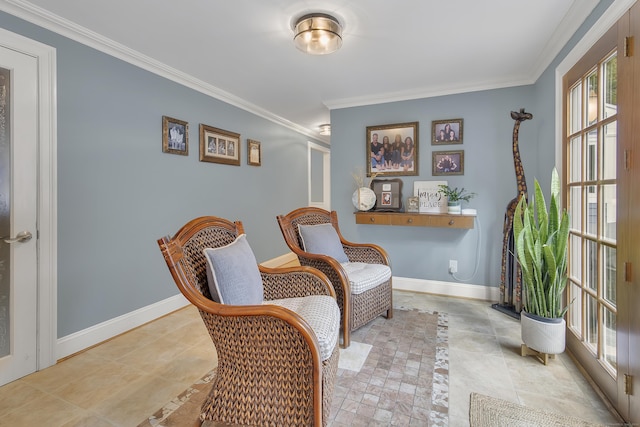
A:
247,139,261,166
162,116,188,155
406,196,420,213
432,118,463,145
199,124,241,166
433,150,464,176
370,178,403,211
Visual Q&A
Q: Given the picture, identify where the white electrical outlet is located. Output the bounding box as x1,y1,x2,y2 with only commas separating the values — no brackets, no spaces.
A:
449,260,458,274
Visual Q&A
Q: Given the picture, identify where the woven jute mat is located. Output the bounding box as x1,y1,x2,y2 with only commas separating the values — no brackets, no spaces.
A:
469,392,607,427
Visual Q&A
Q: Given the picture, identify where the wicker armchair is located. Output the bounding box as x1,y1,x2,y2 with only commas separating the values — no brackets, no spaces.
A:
157,216,340,427
277,207,393,348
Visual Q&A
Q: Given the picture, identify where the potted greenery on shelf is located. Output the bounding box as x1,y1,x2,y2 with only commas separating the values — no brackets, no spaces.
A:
513,168,570,359
437,185,476,214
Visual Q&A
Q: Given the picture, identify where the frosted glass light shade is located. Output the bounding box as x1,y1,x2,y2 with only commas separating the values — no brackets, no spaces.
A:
294,13,343,55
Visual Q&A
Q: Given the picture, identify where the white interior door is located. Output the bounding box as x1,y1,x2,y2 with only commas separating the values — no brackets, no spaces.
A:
0,45,39,385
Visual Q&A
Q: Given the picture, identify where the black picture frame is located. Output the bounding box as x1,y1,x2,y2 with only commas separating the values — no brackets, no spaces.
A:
370,178,403,211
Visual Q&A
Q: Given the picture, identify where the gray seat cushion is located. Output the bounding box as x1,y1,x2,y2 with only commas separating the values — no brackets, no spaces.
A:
267,295,340,361
341,262,391,295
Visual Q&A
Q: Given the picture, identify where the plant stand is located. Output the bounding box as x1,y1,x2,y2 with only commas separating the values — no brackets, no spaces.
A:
520,344,556,365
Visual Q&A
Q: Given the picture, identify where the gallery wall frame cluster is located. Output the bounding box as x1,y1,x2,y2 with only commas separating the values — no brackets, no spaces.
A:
161,115,262,167
366,118,465,178
364,117,467,212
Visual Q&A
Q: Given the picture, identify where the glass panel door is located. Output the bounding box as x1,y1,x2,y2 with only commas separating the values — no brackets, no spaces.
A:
566,50,618,376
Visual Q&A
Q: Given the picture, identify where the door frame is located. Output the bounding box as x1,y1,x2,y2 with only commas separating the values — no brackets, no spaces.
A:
0,28,57,369
308,141,331,210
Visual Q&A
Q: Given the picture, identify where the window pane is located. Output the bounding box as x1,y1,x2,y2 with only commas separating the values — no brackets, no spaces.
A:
585,239,597,291
569,282,582,337
570,187,582,230
603,54,617,119
586,129,598,181
570,136,581,183
601,184,616,241
603,308,616,370
602,245,616,305
585,185,597,236
570,235,582,282
586,70,598,126
602,121,616,180
586,294,598,352
570,83,582,134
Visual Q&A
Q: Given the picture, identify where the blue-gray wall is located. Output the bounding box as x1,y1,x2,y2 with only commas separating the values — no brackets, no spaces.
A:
0,0,614,337
0,11,327,337
329,0,614,288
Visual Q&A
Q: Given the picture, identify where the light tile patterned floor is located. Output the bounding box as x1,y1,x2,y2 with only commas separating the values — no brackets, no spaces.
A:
0,290,623,426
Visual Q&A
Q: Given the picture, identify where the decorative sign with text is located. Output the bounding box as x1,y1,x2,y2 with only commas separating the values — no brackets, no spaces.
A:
413,181,448,213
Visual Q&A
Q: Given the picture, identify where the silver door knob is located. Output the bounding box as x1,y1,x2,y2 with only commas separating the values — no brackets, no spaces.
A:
3,231,33,244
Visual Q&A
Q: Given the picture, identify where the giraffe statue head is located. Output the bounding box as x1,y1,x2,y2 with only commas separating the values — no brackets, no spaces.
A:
510,108,533,122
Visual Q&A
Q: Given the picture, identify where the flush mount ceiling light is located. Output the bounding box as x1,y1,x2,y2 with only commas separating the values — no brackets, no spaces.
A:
293,13,343,55
318,124,331,135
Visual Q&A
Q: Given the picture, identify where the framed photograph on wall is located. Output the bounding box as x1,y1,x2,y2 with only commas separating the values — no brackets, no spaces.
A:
247,139,261,166
432,118,463,145
199,124,241,166
432,150,464,176
369,178,403,211
366,121,418,177
162,116,188,155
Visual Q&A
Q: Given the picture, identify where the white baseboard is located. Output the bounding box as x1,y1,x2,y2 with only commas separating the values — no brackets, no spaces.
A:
56,294,189,360
393,276,499,301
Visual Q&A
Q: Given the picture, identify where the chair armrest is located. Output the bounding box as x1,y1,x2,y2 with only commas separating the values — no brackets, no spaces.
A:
342,242,390,265
259,265,336,300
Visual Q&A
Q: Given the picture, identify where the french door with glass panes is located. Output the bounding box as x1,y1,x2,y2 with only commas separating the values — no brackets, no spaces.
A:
564,11,640,421
564,25,620,408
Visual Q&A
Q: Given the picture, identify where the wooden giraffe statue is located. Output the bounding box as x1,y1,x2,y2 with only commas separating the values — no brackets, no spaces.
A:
497,108,533,315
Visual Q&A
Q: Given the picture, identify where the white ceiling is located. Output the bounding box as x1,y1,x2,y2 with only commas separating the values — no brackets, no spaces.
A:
3,0,598,142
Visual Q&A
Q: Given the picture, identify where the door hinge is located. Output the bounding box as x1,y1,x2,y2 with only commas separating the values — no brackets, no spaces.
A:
624,374,633,395
624,36,634,57
625,262,632,282
624,150,631,171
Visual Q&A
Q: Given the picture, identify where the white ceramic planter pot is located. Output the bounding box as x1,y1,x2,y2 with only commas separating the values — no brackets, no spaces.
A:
521,311,566,354
447,201,461,214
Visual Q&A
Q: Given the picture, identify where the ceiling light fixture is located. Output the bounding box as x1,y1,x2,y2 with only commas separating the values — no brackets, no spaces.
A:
318,124,331,135
293,13,343,55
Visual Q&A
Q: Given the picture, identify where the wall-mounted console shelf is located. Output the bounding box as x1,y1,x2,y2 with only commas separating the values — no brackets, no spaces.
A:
354,211,474,229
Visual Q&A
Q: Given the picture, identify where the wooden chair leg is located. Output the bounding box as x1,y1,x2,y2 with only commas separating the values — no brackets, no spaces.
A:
342,323,350,348
386,307,393,319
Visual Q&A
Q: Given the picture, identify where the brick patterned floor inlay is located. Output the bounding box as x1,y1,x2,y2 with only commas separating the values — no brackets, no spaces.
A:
329,308,448,426
139,308,448,427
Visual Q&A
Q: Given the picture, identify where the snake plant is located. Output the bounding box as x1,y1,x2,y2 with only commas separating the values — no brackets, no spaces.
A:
513,168,570,319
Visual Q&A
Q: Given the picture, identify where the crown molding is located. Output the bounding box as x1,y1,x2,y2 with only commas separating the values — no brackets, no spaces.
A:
0,0,329,144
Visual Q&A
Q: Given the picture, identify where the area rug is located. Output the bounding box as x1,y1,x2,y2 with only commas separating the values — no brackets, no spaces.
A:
139,308,448,426
469,392,607,427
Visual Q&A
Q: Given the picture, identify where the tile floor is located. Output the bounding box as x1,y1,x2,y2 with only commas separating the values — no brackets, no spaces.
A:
0,290,622,426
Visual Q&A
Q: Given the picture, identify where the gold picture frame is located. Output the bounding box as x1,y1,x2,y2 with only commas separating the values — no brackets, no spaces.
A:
366,121,419,177
199,124,241,166
432,118,463,145
432,150,464,176
162,116,188,156
247,139,261,166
